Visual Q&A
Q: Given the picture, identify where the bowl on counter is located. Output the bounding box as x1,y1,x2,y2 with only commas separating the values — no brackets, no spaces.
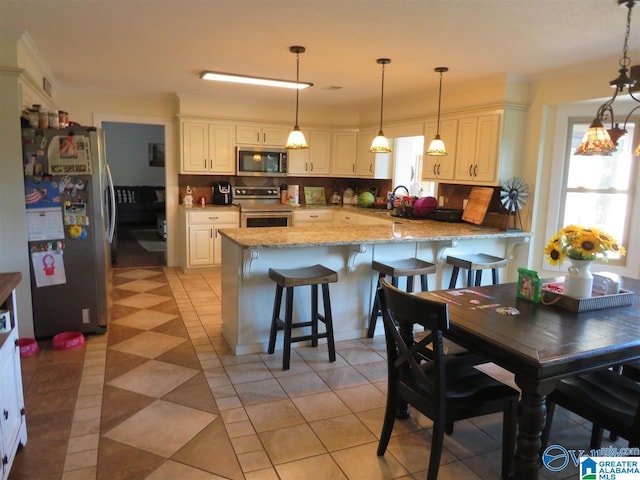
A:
430,208,464,222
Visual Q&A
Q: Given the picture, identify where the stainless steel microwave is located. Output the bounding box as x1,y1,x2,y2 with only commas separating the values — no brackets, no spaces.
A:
236,146,287,177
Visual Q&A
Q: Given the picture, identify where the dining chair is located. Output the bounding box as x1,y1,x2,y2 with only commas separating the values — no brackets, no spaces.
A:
541,368,640,449
376,279,519,480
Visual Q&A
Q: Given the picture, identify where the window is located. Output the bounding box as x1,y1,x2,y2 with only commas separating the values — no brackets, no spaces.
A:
392,136,435,197
560,119,638,264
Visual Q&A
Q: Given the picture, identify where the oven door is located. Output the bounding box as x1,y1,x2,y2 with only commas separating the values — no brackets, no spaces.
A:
241,211,292,228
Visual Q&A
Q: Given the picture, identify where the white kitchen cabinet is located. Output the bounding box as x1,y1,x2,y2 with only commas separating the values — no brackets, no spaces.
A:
185,210,239,269
293,209,334,225
308,130,332,175
236,125,288,147
181,121,235,174
330,131,358,177
333,211,359,225
0,273,27,480
355,128,392,179
454,113,500,183
422,119,458,181
332,210,392,225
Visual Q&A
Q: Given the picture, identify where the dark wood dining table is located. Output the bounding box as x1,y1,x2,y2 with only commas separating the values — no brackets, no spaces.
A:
417,276,640,480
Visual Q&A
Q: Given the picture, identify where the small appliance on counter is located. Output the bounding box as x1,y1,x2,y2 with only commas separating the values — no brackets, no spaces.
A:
343,187,354,205
212,181,232,205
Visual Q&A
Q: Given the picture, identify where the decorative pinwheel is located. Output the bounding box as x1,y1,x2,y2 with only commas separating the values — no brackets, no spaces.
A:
500,177,529,231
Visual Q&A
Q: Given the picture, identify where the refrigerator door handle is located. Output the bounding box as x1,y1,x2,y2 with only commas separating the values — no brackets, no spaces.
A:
105,163,116,243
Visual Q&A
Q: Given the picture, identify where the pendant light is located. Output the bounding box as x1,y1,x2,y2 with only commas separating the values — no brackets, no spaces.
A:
370,58,392,153
425,67,449,156
575,0,640,156
285,46,309,149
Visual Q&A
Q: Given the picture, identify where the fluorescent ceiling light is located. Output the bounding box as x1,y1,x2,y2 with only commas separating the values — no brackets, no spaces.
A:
200,71,312,89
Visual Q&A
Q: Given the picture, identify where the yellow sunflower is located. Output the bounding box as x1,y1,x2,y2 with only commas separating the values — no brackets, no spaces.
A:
573,230,601,258
544,242,564,266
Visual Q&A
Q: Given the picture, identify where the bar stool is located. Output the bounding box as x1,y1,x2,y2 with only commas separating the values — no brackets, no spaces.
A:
267,264,338,370
367,258,436,338
446,253,509,289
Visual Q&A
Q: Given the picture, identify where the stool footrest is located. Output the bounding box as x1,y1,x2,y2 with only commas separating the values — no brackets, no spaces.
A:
292,332,329,343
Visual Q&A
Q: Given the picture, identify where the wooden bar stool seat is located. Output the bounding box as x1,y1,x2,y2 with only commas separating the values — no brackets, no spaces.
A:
446,253,508,289
367,258,436,338
267,264,338,370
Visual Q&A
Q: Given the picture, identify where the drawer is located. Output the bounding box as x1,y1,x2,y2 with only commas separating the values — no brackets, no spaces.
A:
293,210,333,224
188,211,239,225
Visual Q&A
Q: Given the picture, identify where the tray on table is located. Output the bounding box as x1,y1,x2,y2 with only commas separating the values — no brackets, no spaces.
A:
540,282,635,312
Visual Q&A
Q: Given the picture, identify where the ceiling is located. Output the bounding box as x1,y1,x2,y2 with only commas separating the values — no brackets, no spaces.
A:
1,0,639,108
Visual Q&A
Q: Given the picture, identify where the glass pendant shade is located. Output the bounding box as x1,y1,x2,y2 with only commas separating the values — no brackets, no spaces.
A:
426,135,447,156
285,46,309,150
635,142,640,156
370,131,391,153
574,118,616,155
285,126,308,149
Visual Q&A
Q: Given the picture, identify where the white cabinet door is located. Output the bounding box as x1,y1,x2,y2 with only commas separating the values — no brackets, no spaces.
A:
422,119,457,181
293,209,333,225
355,128,392,179
182,122,209,173
331,131,357,176
287,129,311,175
454,113,501,184
237,125,287,147
308,130,331,175
188,225,214,267
181,121,235,174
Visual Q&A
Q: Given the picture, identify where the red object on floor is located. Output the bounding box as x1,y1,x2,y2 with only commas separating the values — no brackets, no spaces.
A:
52,331,85,350
18,338,40,357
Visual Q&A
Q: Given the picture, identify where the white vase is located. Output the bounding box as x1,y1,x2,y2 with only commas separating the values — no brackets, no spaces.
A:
564,259,594,299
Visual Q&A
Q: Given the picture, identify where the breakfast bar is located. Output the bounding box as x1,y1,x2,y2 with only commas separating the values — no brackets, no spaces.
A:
219,219,531,354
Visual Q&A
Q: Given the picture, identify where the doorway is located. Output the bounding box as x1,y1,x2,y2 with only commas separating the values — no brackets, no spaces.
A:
102,121,166,268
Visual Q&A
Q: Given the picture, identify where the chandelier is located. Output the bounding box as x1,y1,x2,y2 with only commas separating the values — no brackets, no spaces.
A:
575,0,640,156
285,46,310,149
370,58,392,153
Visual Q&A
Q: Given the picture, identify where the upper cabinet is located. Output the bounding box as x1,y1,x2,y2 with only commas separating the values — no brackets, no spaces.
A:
454,113,501,183
330,131,358,177
236,125,288,147
308,130,332,175
422,119,458,181
355,128,392,179
181,120,235,174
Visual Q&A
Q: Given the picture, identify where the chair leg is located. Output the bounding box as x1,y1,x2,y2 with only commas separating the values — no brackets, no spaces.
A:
282,287,294,371
420,274,429,292
311,284,319,347
449,267,459,289
367,273,384,338
466,269,473,287
322,283,336,363
377,386,398,456
492,267,500,285
502,400,517,480
427,419,445,480
406,275,414,293
474,269,482,286
268,285,283,354
590,424,604,450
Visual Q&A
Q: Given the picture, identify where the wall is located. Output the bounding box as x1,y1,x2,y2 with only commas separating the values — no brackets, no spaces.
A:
102,122,165,186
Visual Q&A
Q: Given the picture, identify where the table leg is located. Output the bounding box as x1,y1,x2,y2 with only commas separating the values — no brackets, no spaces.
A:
512,391,547,479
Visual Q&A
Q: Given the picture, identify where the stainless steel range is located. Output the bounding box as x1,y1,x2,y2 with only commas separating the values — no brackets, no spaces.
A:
233,186,293,228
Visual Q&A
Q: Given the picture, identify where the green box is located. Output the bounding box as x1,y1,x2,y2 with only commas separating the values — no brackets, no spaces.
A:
517,268,541,303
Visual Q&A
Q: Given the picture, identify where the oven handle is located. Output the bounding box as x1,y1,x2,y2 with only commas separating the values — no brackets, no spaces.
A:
241,211,293,219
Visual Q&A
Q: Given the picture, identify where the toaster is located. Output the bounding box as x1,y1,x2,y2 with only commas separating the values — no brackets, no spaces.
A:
212,181,233,205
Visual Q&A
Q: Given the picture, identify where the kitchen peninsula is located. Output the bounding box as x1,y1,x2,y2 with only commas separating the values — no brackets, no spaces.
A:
220,216,531,354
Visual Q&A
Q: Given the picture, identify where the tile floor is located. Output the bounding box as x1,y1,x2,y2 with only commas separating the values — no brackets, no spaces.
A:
10,266,619,480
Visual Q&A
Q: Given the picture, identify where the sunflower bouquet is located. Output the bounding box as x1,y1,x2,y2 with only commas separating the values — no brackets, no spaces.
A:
544,225,625,266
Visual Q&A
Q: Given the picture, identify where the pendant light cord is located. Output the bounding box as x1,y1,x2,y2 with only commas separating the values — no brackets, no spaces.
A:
436,70,443,135
378,63,385,132
295,52,300,127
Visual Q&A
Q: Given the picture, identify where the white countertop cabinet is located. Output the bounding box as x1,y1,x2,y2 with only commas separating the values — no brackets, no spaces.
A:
330,131,358,177
184,210,239,270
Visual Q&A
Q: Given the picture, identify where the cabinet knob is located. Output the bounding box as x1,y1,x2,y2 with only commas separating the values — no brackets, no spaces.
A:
369,164,372,173
310,162,314,172
473,164,478,177
437,164,441,175
433,164,437,175
468,165,473,177
310,215,318,218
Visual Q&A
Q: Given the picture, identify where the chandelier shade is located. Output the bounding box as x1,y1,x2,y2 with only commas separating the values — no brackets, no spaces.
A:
370,58,392,153
575,0,640,156
426,67,449,156
285,46,309,149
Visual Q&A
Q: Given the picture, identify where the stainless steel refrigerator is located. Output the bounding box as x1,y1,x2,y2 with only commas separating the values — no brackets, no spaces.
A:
22,126,115,338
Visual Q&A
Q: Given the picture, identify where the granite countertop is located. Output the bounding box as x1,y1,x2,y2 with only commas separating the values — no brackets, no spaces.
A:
219,219,531,249
182,205,240,212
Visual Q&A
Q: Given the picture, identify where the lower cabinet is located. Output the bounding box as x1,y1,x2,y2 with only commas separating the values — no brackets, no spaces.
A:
0,273,27,480
185,210,239,269
293,209,334,225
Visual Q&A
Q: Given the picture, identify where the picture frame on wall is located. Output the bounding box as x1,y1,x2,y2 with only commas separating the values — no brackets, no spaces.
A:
148,143,165,167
